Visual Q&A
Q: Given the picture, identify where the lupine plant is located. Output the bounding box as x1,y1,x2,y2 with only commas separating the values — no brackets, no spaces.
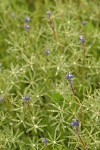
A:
0,0,100,150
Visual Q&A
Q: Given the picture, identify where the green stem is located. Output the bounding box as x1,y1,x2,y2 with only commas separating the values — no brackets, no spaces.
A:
48,17,57,40
76,127,88,150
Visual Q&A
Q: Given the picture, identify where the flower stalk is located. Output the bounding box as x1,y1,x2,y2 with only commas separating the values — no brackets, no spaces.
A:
46,11,56,39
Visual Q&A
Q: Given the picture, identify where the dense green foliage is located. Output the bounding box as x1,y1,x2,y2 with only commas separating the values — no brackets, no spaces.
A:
0,0,100,149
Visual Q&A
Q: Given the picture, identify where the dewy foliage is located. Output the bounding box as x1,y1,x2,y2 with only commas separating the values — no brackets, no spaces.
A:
0,0,100,150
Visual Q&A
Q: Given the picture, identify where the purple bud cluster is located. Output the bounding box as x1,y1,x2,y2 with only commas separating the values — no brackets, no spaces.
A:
80,21,87,44
46,11,52,18
24,17,30,31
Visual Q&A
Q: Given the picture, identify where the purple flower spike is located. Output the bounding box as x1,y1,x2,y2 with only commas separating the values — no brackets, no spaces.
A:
22,96,30,102
82,21,87,26
24,25,30,31
80,35,85,44
71,118,79,127
66,73,74,80
25,17,30,23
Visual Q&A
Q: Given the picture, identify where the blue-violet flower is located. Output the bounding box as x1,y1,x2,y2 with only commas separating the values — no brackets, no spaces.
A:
71,118,79,127
25,17,30,23
24,25,30,31
82,21,87,26
80,35,85,44
66,73,74,81
43,138,48,145
22,96,30,102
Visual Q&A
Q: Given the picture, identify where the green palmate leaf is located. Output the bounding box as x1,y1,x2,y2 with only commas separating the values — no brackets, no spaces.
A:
52,92,64,104
0,0,100,149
